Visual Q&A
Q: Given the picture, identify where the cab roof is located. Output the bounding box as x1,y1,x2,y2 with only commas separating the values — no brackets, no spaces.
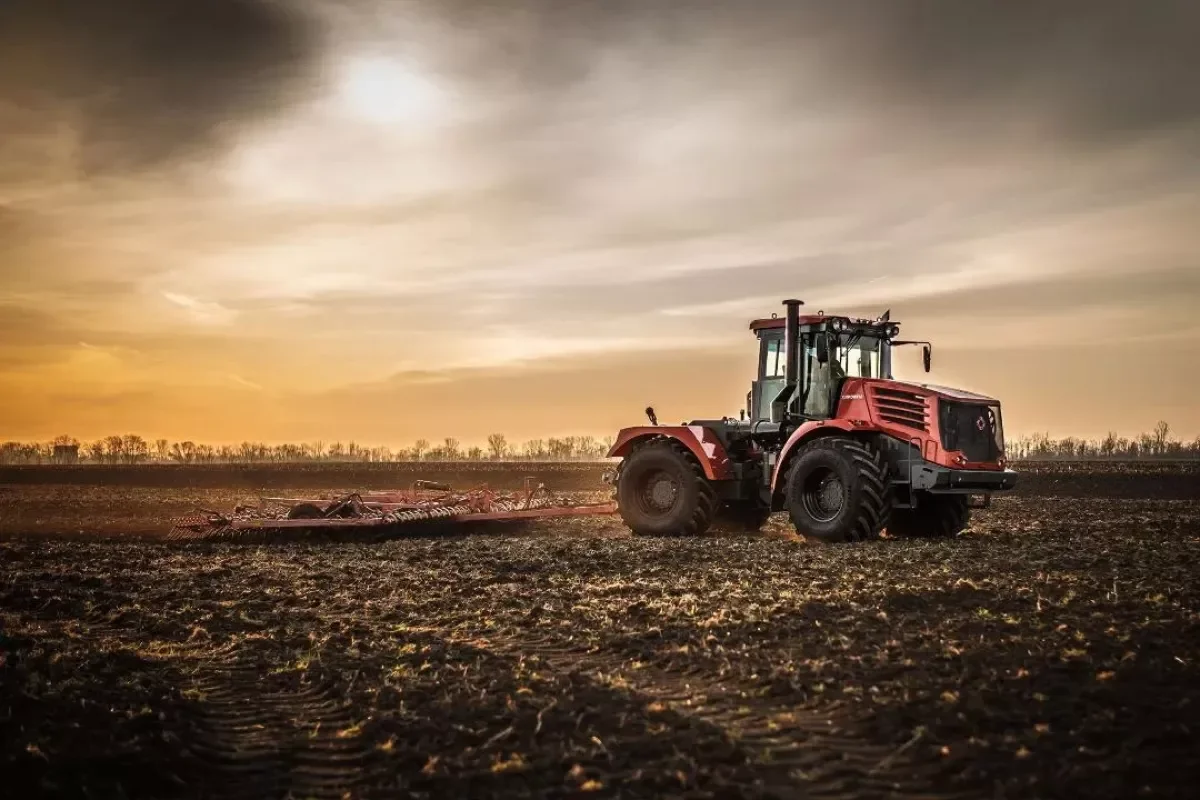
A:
749,316,814,331
748,314,895,332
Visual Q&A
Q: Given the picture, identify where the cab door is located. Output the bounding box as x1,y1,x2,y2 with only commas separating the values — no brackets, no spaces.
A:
750,332,787,422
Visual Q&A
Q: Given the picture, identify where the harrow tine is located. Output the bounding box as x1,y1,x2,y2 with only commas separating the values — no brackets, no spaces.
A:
166,481,616,541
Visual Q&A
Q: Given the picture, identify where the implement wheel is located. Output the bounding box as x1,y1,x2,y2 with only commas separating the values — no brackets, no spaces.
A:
616,439,717,537
784,437,890,544
286,503,326,520
888,494,970,539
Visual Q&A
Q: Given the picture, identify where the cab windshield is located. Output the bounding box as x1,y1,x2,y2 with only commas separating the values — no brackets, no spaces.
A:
767,332,887,379
832,332,884,379
755,327,890,420
801,330,886,418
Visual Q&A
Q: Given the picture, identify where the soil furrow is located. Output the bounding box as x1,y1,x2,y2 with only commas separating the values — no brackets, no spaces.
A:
187,666,291,799
184,660,372,799
463,630,963,799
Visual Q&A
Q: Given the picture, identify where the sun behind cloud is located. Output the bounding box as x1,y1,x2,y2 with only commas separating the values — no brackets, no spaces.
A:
336,55,448,128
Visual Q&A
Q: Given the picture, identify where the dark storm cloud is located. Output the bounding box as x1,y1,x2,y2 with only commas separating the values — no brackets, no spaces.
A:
412,0,1200,146
0,0,320,173
830,0,1200,143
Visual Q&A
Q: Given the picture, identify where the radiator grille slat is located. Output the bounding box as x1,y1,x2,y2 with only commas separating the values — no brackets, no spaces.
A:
876,401,927,417
874,388,924,401
879,410,927,426
880,416,928,432
869,386,930,433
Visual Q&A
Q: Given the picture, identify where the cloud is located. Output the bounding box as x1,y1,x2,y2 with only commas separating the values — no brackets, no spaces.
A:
2,1,1198,440
823,0,1200,146
0,203,19,234
388,1,1200,147
0,305,79,347
226,374,265,392
161,292,238,326
302,345,750,445
0,203,44,259
0,0,320,174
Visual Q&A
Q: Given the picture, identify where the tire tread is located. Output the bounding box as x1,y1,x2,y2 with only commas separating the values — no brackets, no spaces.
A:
619,438,717,537
785,436,891,543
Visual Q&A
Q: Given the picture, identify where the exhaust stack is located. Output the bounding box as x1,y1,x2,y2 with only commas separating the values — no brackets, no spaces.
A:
770,299,804,423
783,298,802,391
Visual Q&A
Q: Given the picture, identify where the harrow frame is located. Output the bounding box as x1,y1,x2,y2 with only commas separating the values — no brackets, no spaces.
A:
169,478,617,540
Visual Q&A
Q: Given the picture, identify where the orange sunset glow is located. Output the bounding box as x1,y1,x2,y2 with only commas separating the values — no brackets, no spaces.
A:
2,0,1198,448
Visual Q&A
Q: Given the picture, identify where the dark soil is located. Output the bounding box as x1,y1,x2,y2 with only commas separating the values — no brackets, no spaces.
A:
2,459,1197,499
1012,461,1199,500
1,468,1198,798
0,462,609,491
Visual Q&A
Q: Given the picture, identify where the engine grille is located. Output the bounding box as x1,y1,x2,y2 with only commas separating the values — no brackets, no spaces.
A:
939,400,1005,462
870,386,930,432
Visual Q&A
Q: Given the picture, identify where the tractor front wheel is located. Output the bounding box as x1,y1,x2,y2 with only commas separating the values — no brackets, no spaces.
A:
784,437,890,544
887,494,970,539
617,440,717,537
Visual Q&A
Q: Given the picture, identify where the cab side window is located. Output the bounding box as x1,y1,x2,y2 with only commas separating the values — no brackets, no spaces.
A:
763,338,785,378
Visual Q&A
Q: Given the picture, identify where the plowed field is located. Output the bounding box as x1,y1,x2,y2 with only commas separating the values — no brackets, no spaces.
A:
1,463,1197,799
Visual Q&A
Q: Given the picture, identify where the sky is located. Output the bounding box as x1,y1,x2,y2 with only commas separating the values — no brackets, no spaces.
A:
1,0,1198,447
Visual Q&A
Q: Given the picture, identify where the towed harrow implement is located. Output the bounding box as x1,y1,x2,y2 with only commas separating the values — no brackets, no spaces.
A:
169,479,617,541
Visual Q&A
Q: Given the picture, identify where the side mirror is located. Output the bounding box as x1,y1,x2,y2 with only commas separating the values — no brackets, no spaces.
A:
922,345,932,373
815,335,829,364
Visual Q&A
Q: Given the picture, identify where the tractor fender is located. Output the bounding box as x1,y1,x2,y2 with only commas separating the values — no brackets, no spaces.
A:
769,420,865,496
607,426,733,481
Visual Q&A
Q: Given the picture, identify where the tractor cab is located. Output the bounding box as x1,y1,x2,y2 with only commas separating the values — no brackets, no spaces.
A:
747,311,930,423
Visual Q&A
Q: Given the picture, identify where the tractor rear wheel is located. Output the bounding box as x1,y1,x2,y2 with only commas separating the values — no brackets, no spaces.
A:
784,437,890,544
888,494,970,539
617,439,717,537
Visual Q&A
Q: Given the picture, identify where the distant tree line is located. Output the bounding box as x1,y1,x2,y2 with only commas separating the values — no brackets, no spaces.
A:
0,433,617,465
2,423,1198,465
1009,421,1200,460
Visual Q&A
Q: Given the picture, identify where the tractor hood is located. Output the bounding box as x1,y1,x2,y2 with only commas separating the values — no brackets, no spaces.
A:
883,380,999,404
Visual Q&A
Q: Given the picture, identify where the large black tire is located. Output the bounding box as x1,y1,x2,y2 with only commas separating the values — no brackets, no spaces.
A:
888,494,970,539
784,437,890,544
616,439,717,537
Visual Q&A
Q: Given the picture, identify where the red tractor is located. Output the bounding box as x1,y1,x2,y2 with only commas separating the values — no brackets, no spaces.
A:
607,299,1016,543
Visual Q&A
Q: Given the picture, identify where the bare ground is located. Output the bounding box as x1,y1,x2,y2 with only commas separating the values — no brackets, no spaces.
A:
1,471,1198,799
